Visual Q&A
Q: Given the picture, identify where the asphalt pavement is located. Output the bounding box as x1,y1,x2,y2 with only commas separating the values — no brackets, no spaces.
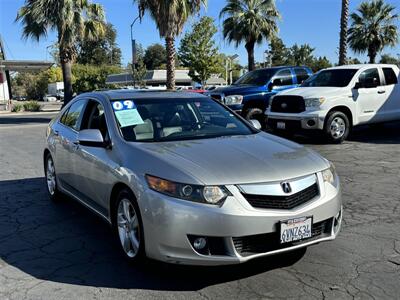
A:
0,113,399,299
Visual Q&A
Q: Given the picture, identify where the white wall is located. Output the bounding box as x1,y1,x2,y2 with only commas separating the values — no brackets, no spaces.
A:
0,71,10,101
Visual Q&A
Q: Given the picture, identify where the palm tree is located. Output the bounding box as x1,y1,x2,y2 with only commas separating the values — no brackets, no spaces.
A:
220,0,279,71
16,0,106,105
338,0,349,65
348,0,398,64
134,0,206,90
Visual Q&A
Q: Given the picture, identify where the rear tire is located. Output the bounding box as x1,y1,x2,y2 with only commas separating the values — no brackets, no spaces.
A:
113,189,145,263
44,152,62,201
324,111,350,144
244,108,265,129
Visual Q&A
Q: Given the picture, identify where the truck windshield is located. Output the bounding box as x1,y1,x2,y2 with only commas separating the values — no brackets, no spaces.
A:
111,97,255,142
302,69,358,87
234,69,275,86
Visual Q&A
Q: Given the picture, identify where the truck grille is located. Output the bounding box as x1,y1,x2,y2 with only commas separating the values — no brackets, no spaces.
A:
232,218,333,257
271,96,305,113
241,183,319,210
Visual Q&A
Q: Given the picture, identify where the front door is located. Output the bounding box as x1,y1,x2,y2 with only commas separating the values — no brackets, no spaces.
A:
355,68,387,124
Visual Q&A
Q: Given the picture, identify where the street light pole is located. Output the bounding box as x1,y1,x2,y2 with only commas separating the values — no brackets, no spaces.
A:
130,16,140,88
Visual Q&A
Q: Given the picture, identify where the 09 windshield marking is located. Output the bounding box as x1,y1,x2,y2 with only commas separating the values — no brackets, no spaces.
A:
112,97,255,142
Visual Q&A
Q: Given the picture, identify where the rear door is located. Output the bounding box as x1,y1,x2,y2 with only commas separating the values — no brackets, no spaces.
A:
380,66,400,121
355,68,387,124
55,99,87,191
271,68,296,92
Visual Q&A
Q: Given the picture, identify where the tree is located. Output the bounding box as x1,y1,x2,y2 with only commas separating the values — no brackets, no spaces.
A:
16,0,106,105
347,57,362,64
380,54,399,65
348,0,399,63
310,56,332,72
76,23,122,66
269,37,289,66
130,43,147,86
144,43,166,70
220,0,279,71
288,44,315,66
134,0,206,90
178,17,220,86
72,64,122,93
339,0,350,65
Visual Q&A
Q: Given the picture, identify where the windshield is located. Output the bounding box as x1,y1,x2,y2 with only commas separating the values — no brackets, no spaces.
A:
111,97,255,142
234,69,275,86
302,69,358,87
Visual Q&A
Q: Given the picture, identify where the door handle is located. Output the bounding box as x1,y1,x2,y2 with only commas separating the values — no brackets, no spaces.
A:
377,90,385,94
54,130,59,136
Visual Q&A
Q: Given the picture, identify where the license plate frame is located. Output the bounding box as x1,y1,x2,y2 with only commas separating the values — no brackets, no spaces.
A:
277,121,286,129
280,216,313,244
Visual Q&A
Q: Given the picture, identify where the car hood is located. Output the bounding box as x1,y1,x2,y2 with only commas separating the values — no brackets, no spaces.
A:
137,133,329,185
210,85,267,96
278,86,347,98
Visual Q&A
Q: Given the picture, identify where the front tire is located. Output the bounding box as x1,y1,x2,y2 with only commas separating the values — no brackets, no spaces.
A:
244,108,265,129
113,189,145,263
324,111,350,144
44,153,62,201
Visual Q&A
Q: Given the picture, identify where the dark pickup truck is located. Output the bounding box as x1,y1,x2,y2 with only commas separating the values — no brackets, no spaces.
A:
207,66,313,124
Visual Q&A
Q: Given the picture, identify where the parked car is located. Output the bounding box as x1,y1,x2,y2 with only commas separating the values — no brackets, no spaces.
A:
43,94,58,102
266,64,400,143
44,90,342,265
206,66,313,124
13,95,27,101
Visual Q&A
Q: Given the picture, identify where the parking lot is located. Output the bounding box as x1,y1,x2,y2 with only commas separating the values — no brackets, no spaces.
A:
0,113,399,300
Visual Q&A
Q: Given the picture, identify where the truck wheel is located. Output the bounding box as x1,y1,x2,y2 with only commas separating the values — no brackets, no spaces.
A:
324,111,350,144
244,108,265,129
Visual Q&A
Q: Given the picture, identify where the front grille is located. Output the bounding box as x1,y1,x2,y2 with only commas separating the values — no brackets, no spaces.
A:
242,183,319,210
232,218,333,257
271,96,305,113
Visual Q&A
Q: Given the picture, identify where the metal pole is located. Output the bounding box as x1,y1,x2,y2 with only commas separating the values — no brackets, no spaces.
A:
130,16,140,88
229,59,233,85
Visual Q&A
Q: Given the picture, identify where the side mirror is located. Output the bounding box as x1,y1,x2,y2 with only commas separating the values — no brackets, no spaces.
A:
78,129,105,147
249,119,262,130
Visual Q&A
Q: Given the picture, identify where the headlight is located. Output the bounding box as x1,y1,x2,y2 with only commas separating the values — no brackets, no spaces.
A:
322,163,338,187
304,97,325,107
146,175,230,205
225,95,243,105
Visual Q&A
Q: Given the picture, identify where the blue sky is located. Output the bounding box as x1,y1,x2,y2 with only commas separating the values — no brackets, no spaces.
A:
1,0,399,66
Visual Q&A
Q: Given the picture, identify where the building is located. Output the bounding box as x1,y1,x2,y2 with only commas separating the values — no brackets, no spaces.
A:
106,69,226,88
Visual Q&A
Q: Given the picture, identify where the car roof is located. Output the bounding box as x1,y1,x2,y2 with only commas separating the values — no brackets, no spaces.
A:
90,90,209,101
325,64,398,70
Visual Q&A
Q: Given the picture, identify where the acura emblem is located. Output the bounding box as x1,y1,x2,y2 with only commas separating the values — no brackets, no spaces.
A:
281,182,292,193
281,102,288,109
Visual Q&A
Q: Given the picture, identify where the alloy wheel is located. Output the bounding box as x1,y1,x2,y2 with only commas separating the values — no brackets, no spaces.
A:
330,117,346,139
117,199,141,258
46,157,56,195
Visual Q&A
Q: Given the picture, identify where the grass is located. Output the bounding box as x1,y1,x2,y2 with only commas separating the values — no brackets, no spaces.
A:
11,103,23,112
22,101,41,112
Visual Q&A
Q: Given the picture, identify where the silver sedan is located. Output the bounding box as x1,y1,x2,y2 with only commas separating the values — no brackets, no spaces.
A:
44,90,342,265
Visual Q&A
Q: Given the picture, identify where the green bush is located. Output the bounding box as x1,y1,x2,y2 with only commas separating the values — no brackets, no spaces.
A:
12,103,23,112
23,101,41,112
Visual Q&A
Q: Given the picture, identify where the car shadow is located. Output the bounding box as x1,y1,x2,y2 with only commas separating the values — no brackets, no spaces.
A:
267,121,400,145
0,177,306,291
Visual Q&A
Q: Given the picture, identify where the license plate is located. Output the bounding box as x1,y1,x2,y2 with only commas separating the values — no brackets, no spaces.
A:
280,217,312,244
277,122,286,129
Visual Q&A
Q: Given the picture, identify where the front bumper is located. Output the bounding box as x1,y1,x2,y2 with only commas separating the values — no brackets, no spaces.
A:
266,111,326,131
140,175,342,265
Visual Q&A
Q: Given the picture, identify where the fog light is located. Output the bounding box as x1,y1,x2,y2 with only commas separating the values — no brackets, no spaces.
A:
193,237,207,250
307,119,316,127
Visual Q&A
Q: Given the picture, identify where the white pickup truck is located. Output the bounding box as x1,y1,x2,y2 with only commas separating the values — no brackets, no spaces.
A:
266,64,400,143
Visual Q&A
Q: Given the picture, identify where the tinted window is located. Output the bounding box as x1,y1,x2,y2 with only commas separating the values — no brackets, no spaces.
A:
359,68,380,87
294,68,310,83
81,100,108,138
234,69,275,86
383,68,398,85
274,69,293,86
302,69,358,87
60,100,85,130
111,97,254,142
